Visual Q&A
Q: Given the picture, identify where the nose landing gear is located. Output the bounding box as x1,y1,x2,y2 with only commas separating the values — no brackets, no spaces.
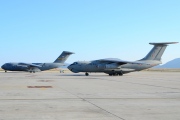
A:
85,72,89,76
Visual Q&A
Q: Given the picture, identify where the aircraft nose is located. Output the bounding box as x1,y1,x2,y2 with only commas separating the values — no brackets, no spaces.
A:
68,65,75,72
67,65,72,70
1,65,4,69
67,65,79,73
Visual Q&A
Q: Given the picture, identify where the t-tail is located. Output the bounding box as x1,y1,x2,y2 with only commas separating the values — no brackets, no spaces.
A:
140,42,178,61
54,51,74,63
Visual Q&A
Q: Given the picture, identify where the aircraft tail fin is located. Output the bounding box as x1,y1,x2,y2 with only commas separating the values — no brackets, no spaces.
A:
54,51,74,63
140,42,178,61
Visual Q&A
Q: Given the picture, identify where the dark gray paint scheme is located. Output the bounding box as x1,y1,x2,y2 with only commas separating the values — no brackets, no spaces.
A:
68,42,178,76
1,51,74,73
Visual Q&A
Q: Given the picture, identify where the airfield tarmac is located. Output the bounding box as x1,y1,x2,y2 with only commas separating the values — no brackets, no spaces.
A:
0,71,180,120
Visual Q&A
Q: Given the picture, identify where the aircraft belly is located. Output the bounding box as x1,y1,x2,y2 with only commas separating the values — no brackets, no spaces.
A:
27,68,41,72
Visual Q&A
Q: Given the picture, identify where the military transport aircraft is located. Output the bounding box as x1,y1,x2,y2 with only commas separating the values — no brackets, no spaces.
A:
68,42,178,76
1,51,74,73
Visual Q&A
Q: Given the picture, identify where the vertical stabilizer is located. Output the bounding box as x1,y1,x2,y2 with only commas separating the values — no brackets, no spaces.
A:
140,42,178,61
54,51,74,63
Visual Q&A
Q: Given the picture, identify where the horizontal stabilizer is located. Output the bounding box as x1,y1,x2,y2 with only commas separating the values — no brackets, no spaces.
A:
149,42,178,45
62,51,75,54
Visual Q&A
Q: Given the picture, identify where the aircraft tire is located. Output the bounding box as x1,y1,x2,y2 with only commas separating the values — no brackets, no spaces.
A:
85,73,89,76
118,73,123,76
119,71,123,76
109,74,112,76
5,71,7,73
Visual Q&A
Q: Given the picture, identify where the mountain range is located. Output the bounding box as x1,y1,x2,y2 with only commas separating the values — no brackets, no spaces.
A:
155,58,180,68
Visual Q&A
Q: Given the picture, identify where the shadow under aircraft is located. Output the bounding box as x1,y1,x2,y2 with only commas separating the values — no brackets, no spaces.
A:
1,51,74,73
68,42,178,76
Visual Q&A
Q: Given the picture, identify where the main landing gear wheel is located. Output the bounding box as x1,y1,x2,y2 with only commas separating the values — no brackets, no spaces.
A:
119,71,123,76
109,72,123,76
85,73,89,76
113,73,117,76
118,73,123,76
109,73,118,76
5,71,7,73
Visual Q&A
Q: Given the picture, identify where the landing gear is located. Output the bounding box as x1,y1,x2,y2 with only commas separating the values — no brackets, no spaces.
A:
108,71,123,76
113,73,117,76
109,73,118,76
85,72,89,76
118,71,123,76
5,71,7,73
29,71,35,73
118,73,123,76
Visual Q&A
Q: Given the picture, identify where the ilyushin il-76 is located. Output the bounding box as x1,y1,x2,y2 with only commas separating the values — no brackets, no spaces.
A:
68,42,178,76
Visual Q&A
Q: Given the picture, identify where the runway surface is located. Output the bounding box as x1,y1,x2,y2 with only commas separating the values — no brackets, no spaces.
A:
0,71,180,120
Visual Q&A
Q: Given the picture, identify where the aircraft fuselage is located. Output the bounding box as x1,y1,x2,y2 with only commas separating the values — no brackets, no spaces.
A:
68,60,161,75
1,63,64,72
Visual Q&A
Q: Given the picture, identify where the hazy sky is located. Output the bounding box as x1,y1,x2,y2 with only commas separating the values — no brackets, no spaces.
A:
0,0,180,66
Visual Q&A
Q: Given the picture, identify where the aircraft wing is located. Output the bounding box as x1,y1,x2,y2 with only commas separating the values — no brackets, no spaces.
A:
98,58,145,65
18,63,42,68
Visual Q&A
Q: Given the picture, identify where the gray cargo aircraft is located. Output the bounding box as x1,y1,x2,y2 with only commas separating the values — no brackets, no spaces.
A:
68,42,178,76
1,51,74,73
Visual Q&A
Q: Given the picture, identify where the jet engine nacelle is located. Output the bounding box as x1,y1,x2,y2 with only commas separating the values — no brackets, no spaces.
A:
105,64,118,69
